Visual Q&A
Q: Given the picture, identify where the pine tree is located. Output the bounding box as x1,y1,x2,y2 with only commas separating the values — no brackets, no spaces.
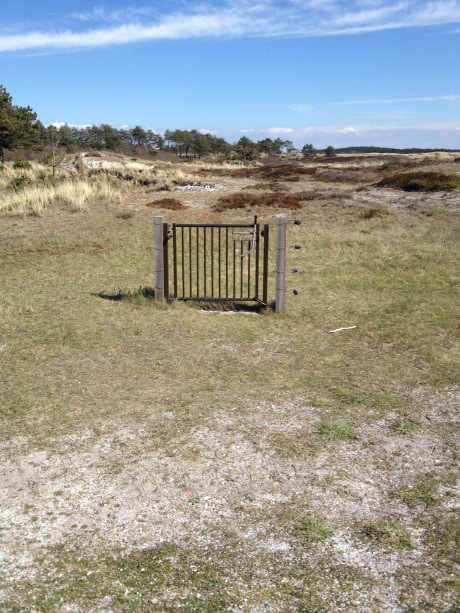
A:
0,85,41,162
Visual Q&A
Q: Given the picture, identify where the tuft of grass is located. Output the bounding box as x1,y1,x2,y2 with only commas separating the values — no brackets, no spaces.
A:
358,520,412,549
391,420,421,435
35,169,59,187
332,387,365,405
294,520,334,544
13,159,32,170
317,422,357,442
393,477,440,508
359,207,387,220
6,174,33,192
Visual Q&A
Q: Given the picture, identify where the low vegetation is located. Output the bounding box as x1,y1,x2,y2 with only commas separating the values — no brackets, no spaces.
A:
317,421,357,442
145,197,185,210
213,191,302,211
376,170,460,191
358,521,412,549
0,150,458,613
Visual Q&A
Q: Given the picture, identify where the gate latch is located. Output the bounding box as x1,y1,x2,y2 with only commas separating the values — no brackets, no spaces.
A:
232,216,258,259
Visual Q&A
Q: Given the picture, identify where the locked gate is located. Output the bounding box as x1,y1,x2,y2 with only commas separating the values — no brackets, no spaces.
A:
160,216,269,305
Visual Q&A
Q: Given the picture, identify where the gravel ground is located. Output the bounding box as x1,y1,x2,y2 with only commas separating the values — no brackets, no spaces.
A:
1,388,458,612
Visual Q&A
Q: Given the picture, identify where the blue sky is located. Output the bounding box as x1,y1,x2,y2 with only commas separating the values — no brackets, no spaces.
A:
1,1,459,149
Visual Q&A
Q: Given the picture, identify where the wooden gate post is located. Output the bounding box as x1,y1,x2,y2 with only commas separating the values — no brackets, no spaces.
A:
275,214,287,313
154,216,165,301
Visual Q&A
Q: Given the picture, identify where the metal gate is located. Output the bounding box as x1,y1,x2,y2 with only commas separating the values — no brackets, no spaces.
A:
166,216,269,305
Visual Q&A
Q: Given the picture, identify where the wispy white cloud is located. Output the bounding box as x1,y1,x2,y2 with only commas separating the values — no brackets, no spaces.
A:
51,121,92,129
331,94,460,105
288,103,311,114
332,2,408,27
337,126,360,134
266,127,295,135
68,7,156,24
238,120,460,146
301,120,460,133
239,126,295,138
245,121,460,148
1,1,460,52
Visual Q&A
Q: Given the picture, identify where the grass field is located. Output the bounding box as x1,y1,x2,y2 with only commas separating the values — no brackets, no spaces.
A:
0,152,459,612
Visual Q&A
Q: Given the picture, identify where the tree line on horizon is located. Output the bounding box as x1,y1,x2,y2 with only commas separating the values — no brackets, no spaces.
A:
1,85,457,163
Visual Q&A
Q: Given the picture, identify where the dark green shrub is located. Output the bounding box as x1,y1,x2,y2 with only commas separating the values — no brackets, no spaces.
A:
13,159,32,170
7,175,33,192
35,170,57,186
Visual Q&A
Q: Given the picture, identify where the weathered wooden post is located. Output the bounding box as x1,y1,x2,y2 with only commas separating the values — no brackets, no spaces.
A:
275,214,287,313
154,216,165,301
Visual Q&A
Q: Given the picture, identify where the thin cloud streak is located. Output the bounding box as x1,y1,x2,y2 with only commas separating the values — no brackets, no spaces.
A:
301,121,460,133
1,1,460,52
241,120,460,140
331,94,460,105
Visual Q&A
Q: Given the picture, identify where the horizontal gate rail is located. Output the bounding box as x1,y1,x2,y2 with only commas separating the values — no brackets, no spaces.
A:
169,218,269,305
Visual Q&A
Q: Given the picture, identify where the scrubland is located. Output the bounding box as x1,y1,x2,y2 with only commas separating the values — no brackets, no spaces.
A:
0,151,459,612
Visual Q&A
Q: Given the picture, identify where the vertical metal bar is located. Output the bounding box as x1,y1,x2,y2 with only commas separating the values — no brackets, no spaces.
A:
263,224,269,305
173,224,178,299
232,239,236,299
247,240,251,298
225,227,229,299
196,226,200,298
254,223,260,301
153,216,164,301
189,226,192,298
203,226,207,298
181,227,185,298
240,240,243,299
211,227,214,297
218,227,222,298
163,223,169,300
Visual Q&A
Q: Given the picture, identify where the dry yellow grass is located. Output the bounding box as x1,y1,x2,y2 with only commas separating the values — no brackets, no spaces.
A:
0,159,124,215
0,178,121,215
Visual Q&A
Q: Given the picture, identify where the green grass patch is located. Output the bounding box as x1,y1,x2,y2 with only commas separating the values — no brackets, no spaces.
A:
358,520,412,549
317,422,357,442
391,420,421,435
331,387,366,405
393,477,440,508
0,538,378,613
294,520,334,544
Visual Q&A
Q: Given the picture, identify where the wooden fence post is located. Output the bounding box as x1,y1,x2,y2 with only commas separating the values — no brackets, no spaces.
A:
275,214,287,313
154,216,165,301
